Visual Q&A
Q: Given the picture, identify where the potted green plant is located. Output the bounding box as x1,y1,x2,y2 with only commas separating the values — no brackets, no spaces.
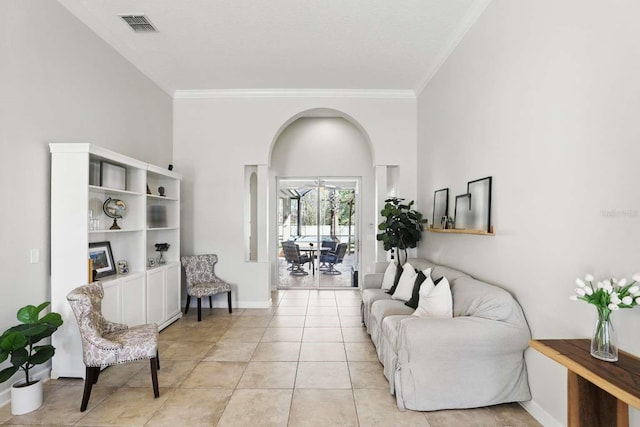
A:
376,197,428,265
0,302,63,415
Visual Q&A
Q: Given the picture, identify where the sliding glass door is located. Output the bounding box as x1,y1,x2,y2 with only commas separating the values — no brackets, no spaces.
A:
277,177,358,289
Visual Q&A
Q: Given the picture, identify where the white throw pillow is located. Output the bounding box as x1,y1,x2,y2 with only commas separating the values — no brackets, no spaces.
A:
413,276,453,318
381,262,397,291
391,262,417,301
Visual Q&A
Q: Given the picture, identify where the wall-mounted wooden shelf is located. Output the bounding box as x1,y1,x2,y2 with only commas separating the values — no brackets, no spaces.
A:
428,226,494,236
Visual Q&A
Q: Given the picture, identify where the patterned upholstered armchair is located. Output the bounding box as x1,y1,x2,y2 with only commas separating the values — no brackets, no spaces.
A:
66,282,159,412
180,254,232,321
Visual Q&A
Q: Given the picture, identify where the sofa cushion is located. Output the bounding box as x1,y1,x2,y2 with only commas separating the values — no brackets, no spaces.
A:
371,299,415,327
391,262,418,301
381,262,397,291
430,265,470,284
404,269,432,309
381,314,410,352
387,263,404,295
413,276,453,318
450,277,522,322
362,288,393,332
405,258,437,272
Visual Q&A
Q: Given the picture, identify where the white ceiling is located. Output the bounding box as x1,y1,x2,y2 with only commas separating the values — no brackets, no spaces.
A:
58,0,489,96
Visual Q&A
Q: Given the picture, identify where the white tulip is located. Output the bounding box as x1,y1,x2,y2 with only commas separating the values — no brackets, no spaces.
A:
608,303,620,311
576,278,586,288
575,288,586,296
597,281,604,289
629,285,639,295
585,274,594,282
611,296,621,305
569,295,578,301
612,278,618,284
636,297,640,304
604,283,613,294
622,296,633,305
633,273,640,283
618,278,628,287
585,287,593,296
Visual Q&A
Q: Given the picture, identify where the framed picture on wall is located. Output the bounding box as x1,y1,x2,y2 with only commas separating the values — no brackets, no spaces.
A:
88,241,116,279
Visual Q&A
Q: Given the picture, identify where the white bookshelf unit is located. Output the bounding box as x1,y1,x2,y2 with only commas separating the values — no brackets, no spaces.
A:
50,143,182,379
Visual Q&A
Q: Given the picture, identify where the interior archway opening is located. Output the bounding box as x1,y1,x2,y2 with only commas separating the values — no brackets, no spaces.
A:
269,112,374,289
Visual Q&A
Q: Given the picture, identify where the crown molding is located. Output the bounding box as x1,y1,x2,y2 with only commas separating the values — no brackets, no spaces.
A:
173,88,416,100
415,0,492,96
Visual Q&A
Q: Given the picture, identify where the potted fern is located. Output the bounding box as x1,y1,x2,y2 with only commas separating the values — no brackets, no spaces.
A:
376,197,428,265
0,302,63,415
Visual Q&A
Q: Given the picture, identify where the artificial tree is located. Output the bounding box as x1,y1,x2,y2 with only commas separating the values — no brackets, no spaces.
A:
376,197,428,265
0,302,63,386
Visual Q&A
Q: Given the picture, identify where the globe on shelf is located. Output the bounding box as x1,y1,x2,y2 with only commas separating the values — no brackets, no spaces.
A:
103,197,126,230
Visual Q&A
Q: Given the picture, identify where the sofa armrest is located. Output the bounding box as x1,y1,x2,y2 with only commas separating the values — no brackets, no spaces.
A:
362,273,384,290
394,316,532,411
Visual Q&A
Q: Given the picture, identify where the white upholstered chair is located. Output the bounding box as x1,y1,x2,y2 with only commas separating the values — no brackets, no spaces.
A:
66,282,159,411
180,254,232,321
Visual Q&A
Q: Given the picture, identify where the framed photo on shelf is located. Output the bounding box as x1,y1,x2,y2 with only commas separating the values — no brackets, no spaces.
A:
432,188,449,229
88,241,116,279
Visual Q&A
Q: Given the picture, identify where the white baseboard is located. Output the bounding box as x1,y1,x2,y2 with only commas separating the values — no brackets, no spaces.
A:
0,366,51,410
519,400,563,427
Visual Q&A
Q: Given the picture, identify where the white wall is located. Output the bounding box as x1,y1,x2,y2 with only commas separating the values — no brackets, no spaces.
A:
173,95,417,306
0,0,172,402
417,1,640,425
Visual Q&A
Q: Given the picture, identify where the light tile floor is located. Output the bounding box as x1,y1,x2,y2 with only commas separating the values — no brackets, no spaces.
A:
0,290,541,426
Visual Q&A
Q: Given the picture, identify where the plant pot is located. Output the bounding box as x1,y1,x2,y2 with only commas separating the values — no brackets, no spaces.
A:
11,379,43,415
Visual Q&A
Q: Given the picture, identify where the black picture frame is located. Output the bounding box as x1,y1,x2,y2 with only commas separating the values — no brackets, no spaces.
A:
466,176,492,233
454,193,472,230
432,188,449,228
89,241,116,279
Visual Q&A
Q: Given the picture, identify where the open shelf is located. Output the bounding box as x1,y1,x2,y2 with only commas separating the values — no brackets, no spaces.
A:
89,185,144,197
428,226,494,236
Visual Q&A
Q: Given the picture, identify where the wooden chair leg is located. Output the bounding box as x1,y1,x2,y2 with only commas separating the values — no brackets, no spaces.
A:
209,295,213,308
197,297,202,321
156,350,160,370
150,357,159,398
81,366,100,412
184,295,191,315
227,291,232,314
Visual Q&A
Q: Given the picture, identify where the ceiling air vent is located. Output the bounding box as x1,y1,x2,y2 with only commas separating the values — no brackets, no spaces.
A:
120,15,158,32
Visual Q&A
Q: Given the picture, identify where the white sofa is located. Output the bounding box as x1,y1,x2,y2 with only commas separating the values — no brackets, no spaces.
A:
361,258,531,411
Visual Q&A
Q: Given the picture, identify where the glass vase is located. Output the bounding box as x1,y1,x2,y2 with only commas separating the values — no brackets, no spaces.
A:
590,310,617,362
157,252,166,265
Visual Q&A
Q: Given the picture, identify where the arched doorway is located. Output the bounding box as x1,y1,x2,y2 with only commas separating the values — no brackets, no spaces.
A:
269,110,374,289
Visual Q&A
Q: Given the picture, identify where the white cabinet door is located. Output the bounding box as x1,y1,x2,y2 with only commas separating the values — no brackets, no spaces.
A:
165,263,181,318
102,279,122,324
121,274,146,326
146,268,165,325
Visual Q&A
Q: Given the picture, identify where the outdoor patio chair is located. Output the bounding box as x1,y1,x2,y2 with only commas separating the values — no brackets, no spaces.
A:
181,254,232,321
282,241,312,276
319,242,348,275
319,240,338,270
66,282,160,412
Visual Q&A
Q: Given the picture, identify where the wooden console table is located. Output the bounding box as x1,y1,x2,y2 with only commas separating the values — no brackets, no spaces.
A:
530,339,640,427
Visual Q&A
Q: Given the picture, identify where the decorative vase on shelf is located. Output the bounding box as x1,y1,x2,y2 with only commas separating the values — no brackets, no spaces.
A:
591,309,617,362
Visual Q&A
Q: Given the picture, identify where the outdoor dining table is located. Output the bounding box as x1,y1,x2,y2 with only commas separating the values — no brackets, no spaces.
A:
297,245,332,275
